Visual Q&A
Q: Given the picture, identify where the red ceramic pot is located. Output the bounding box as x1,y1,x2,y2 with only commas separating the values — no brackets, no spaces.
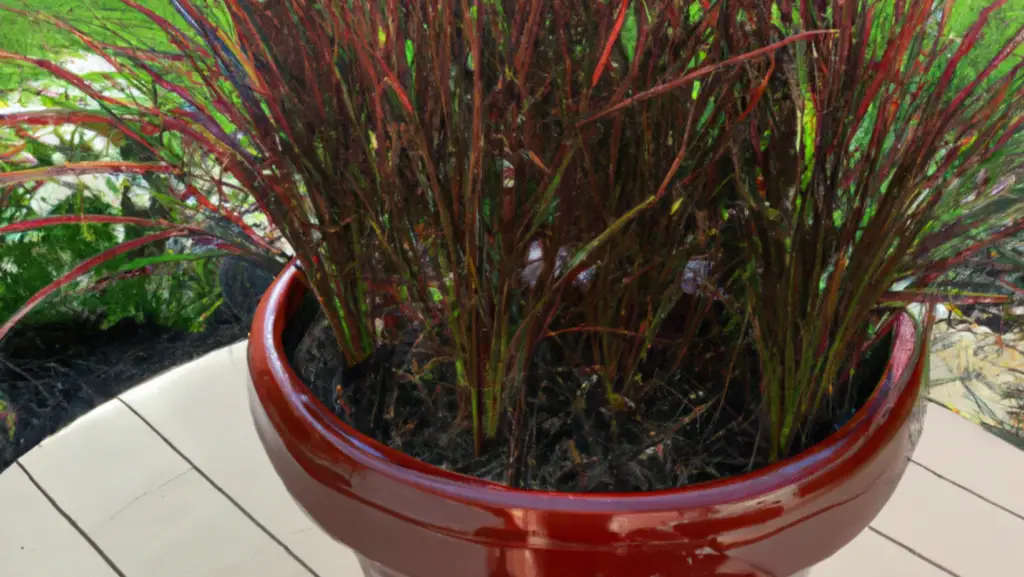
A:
248,263,928,577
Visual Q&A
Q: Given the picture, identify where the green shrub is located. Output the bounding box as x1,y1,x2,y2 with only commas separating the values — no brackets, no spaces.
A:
1,80,230,331
1,193,224,331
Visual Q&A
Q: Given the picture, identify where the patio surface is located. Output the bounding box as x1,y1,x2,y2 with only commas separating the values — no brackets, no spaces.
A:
1,342,1023,577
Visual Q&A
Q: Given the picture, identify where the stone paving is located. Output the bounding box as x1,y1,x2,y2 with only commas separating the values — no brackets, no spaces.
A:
927,312,1024,446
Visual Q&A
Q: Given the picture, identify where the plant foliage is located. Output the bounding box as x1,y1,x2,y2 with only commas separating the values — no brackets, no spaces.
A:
0,110,238,330
1,0,1022,479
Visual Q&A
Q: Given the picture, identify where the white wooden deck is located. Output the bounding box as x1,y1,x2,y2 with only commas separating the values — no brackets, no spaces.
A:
2,343,1022,577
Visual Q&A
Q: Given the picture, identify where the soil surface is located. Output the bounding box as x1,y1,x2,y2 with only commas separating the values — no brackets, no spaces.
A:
0,257,279,472
289,301,890,493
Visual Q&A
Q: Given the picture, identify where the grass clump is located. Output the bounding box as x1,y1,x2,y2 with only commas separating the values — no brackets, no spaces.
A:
1,0,1021,489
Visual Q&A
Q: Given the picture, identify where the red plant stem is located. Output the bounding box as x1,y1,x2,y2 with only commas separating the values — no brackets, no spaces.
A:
1,111,274,252
913,219,1024,286
0,109,165,163
0,213,206,237
118,0,212,59
0,180,42,207
0,141,26,160
591,0,631,88
2,109,251,179
0,162,177,187
181,183,279,253
580,29,836,125
0,3,190,63
998,275,1024,296
545,325,674,346
0,109,137,128
880,291,1010,305
0,50,161,114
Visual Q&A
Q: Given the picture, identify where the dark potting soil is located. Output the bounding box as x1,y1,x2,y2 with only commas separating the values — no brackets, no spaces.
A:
287,295,892,493
0,257,281,473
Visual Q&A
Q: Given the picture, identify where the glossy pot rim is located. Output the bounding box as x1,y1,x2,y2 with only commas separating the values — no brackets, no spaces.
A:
250,261,923,513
